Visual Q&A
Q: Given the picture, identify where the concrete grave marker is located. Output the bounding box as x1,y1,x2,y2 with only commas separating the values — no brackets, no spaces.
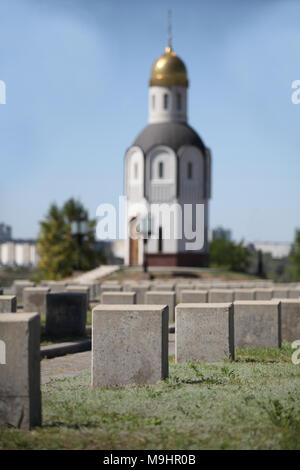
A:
0,296,17,313
234,300,281,348
146,291,176,321
0,313,41,429
175,303,234,362
280,299,300,342
101,292,136,304
23,287,50,317
45,292,87,337
92,305,168,386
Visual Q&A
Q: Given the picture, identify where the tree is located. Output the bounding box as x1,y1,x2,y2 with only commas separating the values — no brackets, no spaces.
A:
36,198,104,280
291,229,300,280
209,238,250,273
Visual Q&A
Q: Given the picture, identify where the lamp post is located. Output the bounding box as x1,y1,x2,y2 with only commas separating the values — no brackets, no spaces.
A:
137,215,152,273
70,219,89,271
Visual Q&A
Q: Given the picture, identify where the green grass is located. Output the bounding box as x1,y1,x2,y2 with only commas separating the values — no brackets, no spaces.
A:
1,344,300,450
0,266,36,287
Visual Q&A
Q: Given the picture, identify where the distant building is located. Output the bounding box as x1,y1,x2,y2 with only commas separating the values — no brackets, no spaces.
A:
252,242,292,259
212,226,232,241
0,223,38,267
0,223,12,242
0,239,38,267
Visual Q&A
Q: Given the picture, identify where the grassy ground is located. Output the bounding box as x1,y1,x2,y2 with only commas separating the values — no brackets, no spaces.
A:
1,343,300,450
0,266,36,287
101,267,259,283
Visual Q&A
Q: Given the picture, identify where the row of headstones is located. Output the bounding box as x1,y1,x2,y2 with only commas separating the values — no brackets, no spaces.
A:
101,279,279,290
5,278,300,311
1,298,300,429
0,291,87,337
100,279,300,292
99,287,300,323
10,279,100,305
2,283,299,332
92,300,292,388
100,280,300,299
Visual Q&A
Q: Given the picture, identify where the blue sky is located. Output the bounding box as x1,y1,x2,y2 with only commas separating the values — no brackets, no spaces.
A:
0,0,299,242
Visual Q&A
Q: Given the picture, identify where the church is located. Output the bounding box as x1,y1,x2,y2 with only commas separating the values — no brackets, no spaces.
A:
124,38,212,267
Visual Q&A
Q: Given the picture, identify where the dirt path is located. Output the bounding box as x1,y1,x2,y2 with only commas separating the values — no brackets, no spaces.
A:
68,265,120,284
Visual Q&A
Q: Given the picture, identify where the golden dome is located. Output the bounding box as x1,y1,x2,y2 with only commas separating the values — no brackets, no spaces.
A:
149,45,188,88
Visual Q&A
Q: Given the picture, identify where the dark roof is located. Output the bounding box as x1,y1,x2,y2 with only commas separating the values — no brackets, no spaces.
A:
132,122,206,155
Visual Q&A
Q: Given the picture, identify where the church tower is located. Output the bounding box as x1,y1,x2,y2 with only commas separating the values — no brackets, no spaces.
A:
124,33,212,267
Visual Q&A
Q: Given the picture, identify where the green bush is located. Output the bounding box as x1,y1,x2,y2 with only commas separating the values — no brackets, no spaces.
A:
210,238,250,273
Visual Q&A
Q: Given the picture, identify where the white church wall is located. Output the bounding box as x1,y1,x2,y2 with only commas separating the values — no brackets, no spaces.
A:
125,146,144,202
176,145,209,254
146,202,180,254
177,201,209,253
148,86,187,123
178,146,205,202
205,147,212,199
146,146,177,202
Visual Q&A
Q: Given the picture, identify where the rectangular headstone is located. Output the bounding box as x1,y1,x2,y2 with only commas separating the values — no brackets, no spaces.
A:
254,288,273,300
175,303,234,362
288,289,300,299
92,305,168,386
273,288,290,299
83,282,99,300
123,280,136,290
125,283,150,303
100,284,122,293
145,291,176,322
45,292,87,337
66,285,90,306
41,281,68,293
234,289,255,301
280,299,300,342
208,289,234,303
190,283,210,290
101,292,136,304
92,282,101,299
13,280,35,305
23,287,50,317
180,290,208,303
234,300,281,348
0,296,17,313
0,313,41,429
70,281,97,297
150,282,175,292
176,283,195,302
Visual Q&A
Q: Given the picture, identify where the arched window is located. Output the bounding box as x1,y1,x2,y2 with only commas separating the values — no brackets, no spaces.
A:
163,94,169,110
152,95,155,109
134,163,138,179
187,162,193,179
158,161,164,178
176,92,181,110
